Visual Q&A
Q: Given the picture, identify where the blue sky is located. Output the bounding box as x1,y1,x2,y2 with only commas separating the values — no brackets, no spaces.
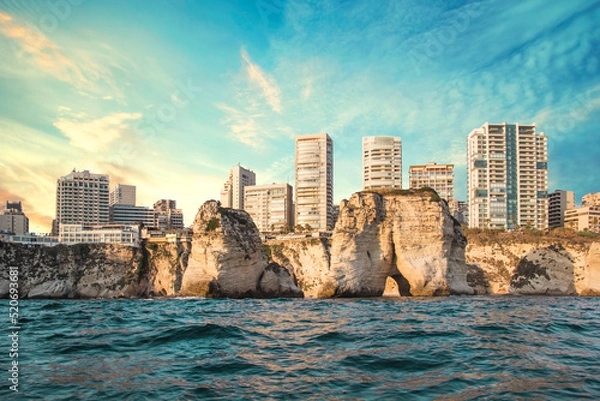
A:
1,0,599,232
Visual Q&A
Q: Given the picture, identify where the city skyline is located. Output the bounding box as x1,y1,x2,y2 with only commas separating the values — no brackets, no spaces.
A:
1,0,599,232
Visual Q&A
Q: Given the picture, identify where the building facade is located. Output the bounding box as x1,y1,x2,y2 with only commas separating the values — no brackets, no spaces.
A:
362,136,402,190
153,199,184,229
109,184,136,206
54,169,110,234
221,164,256,210
110,204,156,227
59,224,140,246
548,190,575,229
0,201,29,234
244,183,293,233
451,200,468,225
564,206,600,233
409,162,454,202
467,122,548,230
295,133,334,231
583,192,600,207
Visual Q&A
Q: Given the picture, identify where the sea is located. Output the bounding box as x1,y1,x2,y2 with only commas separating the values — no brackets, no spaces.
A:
2,296,600,400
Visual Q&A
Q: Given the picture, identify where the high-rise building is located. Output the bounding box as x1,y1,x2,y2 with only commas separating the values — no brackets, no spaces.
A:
548,190,575,229
409,162,454,202
362,136,402,190
109,184,136,206
295,133,333,231
467,122,548,230
244,183,293,233
451,200,468,225
0,201,29,234
220,164,256,210
153,199,184,229
54,169,110,234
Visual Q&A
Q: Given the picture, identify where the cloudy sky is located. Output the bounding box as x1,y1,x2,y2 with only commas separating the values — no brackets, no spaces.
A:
1,0,599,232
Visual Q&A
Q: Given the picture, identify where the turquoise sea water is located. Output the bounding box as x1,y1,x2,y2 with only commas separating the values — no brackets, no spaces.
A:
2,296,600,400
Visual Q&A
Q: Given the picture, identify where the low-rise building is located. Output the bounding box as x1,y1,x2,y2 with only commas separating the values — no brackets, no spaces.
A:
110,204,155,227
564,206,600,233
0,232,58,247
153,199,184,229
59,224,140,246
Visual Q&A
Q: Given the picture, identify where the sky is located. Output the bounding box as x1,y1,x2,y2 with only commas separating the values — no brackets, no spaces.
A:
0,0,599,233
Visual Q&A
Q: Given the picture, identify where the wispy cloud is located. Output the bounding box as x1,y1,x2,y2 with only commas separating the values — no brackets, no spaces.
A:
53,110,142,151
0,11,89,87
241,47,282,113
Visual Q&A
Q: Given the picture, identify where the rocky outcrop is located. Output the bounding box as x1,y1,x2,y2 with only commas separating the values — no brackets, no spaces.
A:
268,190,474,297
180,201,301,298
266,238,331,298
0,201,302,299
465,231,600,296
0,242,146,299
328,191,473,296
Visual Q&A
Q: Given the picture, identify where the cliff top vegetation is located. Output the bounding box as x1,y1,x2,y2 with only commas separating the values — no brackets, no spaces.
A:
464,227,599,248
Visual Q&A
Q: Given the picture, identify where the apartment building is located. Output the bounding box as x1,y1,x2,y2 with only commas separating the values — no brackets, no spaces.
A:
583,192,600,207
295,133,333,231
362,136,402,190
54,169,110,234
244,183,293,233
221,164,256,210
0,201,29,235
548,190,575,229
153,199,184,229
467,122,548,230
564,206,600,233
409,162,454,202
109,184,136,206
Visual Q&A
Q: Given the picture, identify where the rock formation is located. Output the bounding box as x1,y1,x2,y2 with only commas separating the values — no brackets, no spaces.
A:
0,201,302,299
269,189,474,297
0,241,146,299
328,190,473,296
179,201,301,298
465,230,600,296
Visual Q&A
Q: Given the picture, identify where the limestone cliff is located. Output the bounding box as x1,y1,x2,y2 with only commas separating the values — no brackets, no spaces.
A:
0,201,302,299
266,238,331,298
180,201,301,298
0,241,146,298
329,190,473,296
465,230,600,296
268,190,473,297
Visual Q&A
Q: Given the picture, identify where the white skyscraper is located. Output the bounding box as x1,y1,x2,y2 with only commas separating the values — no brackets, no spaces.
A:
362,136,402,190
220,164,256,210
54,169,110,234
467,122,548,230
295,133,333,231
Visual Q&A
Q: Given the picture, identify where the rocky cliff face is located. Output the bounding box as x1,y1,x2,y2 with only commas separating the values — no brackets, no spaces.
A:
269,190,473,297
0,241,146,298
329,191,473,296
0,201,302,299
180,201,301,298
465,232,600,296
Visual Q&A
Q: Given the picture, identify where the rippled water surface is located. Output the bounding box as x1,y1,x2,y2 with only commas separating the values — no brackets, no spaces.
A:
3,296,600,400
